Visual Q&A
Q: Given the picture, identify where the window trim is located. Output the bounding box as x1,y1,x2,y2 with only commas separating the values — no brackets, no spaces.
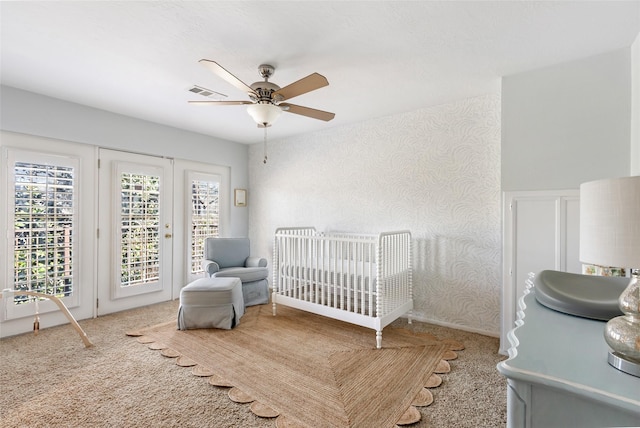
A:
3,148,82,320
173,160,230,287
188,170,222,278
111,160,167,300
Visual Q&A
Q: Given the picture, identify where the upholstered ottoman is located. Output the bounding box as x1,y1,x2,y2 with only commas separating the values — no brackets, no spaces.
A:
177,277,244,330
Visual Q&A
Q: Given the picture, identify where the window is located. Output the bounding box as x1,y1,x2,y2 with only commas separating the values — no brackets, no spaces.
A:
119,172,161,287
2,137,95,326
190,174,220,275
11,157,77,305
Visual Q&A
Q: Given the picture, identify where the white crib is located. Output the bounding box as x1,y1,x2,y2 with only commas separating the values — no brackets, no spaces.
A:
272,227,413,348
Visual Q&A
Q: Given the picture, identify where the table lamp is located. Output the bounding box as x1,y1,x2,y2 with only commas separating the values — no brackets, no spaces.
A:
580,176,640,376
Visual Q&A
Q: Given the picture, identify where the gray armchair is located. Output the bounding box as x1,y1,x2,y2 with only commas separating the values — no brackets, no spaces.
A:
202,237,269,306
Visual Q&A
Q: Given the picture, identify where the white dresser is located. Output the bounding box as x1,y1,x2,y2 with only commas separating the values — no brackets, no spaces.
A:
497,286,640,428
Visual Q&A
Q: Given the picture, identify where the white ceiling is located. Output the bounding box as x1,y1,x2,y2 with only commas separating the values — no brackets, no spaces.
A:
2,1,639,145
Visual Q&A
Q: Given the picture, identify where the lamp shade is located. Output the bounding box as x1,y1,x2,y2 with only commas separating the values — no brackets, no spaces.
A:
579,176,640,268
247,103,282,127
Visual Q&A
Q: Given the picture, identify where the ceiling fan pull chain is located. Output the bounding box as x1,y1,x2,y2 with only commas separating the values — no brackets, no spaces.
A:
263,126,268,164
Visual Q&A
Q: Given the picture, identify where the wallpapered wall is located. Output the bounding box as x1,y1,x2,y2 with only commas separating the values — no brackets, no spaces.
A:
248,93,501,336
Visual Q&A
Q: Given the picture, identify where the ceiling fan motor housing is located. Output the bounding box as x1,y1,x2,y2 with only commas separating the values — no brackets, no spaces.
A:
249,64,280,104
249,80,281,104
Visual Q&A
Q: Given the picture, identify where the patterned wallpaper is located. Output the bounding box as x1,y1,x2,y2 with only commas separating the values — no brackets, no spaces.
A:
248,93,501,336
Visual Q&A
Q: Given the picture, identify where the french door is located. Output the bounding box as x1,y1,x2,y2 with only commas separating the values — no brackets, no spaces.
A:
97,149,173,315
1,135,231,336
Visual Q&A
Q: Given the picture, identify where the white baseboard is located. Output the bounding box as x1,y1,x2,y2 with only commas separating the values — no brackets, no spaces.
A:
402,313,500,339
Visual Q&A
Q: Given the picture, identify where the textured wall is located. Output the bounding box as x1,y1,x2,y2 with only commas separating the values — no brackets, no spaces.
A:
249,93,501,335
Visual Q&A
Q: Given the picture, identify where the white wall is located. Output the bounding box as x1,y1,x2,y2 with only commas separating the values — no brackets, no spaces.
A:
249,93,502,336
632,33,640,176
499,46,635,350
0,85,250,236
502,48,632,191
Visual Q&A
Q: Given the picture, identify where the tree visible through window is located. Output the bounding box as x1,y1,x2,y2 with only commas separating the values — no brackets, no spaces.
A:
13,162,75,304
119,172,160,287
191,179,219,275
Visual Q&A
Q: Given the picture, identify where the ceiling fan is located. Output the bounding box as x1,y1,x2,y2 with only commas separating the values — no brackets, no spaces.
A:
190,60,335,128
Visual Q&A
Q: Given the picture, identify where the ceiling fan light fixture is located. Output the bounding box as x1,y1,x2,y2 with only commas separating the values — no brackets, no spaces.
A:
247,103,282,127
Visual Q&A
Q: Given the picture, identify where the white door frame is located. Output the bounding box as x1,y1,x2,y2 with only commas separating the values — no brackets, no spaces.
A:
97,149,173,315
172,159,230,294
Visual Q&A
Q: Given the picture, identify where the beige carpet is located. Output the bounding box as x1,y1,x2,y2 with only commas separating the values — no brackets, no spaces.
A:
129,305,463,428
0,300,507,427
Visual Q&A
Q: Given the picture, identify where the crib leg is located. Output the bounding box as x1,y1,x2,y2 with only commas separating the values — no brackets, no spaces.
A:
376,330,382,349
272,291,277,316
408,310,413,325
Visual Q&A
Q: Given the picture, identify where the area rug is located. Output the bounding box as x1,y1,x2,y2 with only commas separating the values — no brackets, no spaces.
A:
128,304,464,428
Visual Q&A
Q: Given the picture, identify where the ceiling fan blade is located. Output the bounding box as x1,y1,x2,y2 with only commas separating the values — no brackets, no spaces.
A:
199,59,257,96
280,103,335,121
188,100,253,106
272,73,329,102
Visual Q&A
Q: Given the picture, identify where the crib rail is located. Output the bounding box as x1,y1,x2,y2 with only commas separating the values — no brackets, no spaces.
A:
273,227,412,318
272,227,316,292
377,230,413,317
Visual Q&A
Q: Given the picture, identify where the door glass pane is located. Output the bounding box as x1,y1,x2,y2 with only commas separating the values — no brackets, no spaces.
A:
13,162,75,303
190,178,219,275
120,172,160,287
